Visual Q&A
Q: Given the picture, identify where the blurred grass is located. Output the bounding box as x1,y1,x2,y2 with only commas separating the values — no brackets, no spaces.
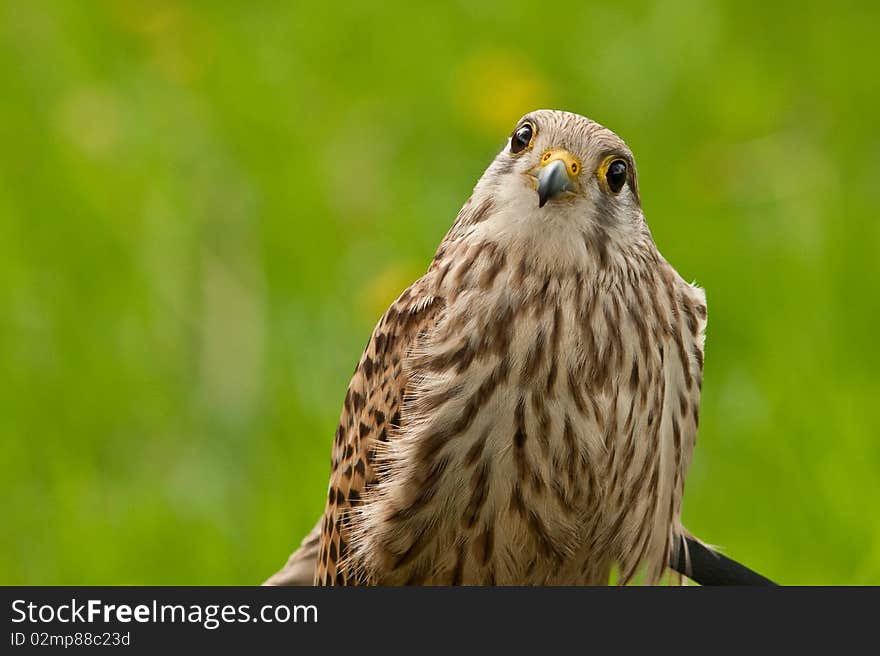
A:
1,0,878,584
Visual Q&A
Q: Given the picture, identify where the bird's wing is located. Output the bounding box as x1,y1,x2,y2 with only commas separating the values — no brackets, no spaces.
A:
265,197,488,587
609,265,708,585
297,276,444,585
650,274,707,583
262,520,321,586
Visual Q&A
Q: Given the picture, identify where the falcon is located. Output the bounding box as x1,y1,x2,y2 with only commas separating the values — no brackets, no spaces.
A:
266,109,707,585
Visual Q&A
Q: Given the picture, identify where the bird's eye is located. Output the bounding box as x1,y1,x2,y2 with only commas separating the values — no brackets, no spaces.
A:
605,159,627,193
510,122,535,154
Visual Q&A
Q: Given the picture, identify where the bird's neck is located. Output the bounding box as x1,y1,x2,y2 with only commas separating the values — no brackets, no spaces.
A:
438,191,657,287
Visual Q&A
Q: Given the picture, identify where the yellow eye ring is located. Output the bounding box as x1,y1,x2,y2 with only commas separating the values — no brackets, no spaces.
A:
597,155,628,194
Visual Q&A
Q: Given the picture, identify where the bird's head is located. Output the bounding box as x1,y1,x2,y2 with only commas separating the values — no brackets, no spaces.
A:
473,110,643,221
459,109,647,270
498,110,639,213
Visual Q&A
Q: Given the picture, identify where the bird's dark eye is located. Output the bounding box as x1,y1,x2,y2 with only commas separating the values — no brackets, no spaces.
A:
510,122,534,154
605,159,627,193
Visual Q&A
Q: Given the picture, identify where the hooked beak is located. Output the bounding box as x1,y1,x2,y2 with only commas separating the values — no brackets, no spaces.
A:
536,150,580,208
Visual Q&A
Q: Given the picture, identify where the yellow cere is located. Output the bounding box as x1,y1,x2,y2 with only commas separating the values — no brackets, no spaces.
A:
540,149,582,177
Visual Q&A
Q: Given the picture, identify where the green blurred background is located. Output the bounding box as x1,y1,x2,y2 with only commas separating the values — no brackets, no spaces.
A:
1,0,878,585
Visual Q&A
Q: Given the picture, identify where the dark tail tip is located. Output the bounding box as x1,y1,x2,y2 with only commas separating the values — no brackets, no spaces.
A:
670,534,778,586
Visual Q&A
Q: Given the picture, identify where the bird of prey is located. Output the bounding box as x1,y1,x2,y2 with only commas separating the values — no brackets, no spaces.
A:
266,109,707,586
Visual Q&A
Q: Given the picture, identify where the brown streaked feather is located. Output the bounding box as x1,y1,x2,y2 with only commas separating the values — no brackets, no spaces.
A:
312,278,444,585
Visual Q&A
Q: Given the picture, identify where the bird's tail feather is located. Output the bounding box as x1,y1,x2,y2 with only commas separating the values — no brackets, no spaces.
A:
263,520,321,586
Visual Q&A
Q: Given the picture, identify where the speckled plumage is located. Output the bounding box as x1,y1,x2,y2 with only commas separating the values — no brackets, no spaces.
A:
265,110,707,586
